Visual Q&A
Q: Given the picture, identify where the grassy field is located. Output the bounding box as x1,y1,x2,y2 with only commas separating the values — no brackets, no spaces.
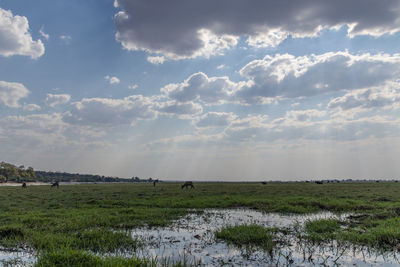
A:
1,181,400,265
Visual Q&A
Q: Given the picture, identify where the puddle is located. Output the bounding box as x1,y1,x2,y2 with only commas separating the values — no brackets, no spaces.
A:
0,248,36,267
130,209,400,266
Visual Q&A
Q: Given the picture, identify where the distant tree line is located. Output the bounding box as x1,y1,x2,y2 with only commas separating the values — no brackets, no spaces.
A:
0,161,157,183
34,171,152,183
0,162,36,183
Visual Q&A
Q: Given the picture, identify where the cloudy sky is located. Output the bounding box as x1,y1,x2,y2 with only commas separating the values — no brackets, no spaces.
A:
1,0,400,180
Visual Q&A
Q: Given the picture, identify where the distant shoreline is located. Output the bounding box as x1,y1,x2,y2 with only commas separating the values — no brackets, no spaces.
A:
0,182,49,186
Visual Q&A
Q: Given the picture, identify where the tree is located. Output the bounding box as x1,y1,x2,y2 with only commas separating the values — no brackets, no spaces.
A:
0,162,36,182
0,162,18,183
26,167,35,178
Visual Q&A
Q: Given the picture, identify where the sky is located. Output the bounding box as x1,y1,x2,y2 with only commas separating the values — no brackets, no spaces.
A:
1,0,400,181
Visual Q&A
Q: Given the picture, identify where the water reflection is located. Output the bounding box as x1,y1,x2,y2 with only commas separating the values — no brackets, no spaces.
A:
131,209,400,266
0,248,36,267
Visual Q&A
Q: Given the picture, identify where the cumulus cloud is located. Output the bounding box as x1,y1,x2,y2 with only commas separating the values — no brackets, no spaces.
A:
46,94,71,107
226,116,400,143
155,101,202,118
195,112,236,128
235,51,400,104
63,95,157,126
114,0,400,59
0,113,107,153
0,113,66,148
328,82,400,111
161,72,235,104
147,112,400,152
0,8,45,58
104,75,120,84
273,110,327,126
147,56,165,65
129,84,138,90
23,103,41,112
160,52,400,105
225,112,400,144
0,81,29,108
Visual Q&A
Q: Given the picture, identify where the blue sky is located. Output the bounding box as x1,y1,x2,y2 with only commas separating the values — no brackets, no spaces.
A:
1,0,400,180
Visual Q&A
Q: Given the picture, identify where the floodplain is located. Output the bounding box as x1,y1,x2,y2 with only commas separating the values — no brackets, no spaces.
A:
1,181,400,266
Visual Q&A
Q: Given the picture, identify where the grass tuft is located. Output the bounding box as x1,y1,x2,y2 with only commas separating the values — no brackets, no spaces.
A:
215,224,277,253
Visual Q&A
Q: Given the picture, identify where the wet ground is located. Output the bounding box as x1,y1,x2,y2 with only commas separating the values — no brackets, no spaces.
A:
131,209,400,266
0,248,36,266
2,208,400,266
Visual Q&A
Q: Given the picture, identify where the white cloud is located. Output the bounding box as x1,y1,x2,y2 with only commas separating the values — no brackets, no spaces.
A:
39,25,49,41
328,82,400,111
0,113,66,148
216,64,226,70
160,52,400,106
63,95,157,127
234,51,400,104
104,75,120,85
161,72,235,104
247,29,289,48
60,35,72,44
147,56,165,65
128,84,138,90
0,113,107,154
23,103,41,112
46,94,71,107
195,112,237,128
0,81,29,108
155,101,202,118
114,0,400,59
0,8,44,59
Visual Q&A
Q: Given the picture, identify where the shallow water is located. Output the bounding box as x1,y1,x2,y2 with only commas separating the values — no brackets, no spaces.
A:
131,209,400,266
0,248,36,266
1,208,400,266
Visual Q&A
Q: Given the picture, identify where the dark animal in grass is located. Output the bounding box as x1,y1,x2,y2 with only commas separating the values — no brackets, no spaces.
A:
181,181,194,189
153,179,159,187
22,182,27,188
315,181,323,184
261,181,267,185
51,181,59,188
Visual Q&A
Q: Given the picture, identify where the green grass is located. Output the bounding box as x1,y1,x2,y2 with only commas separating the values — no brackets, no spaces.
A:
1,182,400,265
304,218,341,242
215,224,277,253
34,249,153,267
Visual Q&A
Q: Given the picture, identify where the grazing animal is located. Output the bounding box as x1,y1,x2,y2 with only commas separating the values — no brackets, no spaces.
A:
181,181,194,189
261,181,267,185
153,179,159,187
22,182,27,188
51,181,59,188
315,181,323,185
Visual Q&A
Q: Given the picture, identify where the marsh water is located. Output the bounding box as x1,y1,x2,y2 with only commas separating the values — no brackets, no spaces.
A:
0,248,36,266
131,209,400,266
2,208,400,266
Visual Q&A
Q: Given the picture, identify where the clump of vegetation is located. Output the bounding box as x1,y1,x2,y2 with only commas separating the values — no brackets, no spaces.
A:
304,218,341,242
215,224,277,253
339,215,400,249
0,225,25,248
73,229,141,252
34,249,154,267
